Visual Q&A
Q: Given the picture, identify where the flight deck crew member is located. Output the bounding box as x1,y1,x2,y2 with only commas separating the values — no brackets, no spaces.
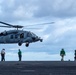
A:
60,48,66,61
1,48,5,61
18,49,22,61
74,50,76,61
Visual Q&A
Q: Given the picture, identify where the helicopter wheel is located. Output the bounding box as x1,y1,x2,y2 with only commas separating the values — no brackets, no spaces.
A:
18,43,22,46
25,42,29,47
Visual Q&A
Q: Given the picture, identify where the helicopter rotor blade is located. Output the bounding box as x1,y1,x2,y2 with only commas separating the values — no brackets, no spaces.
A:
0,21,23,29
25,22,55,27
0,21,54,29
24,28,42,29
0,21,13,27
0,26,12,28
13,25,23,28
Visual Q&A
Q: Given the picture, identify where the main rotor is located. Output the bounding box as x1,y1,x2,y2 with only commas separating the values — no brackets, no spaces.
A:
0,21,23,30
0,21,55,30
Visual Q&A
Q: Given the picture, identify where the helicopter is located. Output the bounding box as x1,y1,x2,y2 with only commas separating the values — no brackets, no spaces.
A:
0,21,54,47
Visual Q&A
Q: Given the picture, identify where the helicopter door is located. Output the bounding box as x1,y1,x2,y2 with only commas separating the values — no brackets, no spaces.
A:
10,35,13,39
20,33,24,38
10,34,14,43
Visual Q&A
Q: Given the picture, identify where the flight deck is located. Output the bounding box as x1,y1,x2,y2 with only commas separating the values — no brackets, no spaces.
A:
0,61,76,75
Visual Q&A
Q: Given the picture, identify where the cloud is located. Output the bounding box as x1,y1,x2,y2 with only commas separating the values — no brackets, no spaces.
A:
0,0,38,22
0,0,76,22
34,0,76,18
35,18,76,54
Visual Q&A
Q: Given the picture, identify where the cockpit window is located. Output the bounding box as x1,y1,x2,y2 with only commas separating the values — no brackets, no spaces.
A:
27,32,37,37
30,32,37,37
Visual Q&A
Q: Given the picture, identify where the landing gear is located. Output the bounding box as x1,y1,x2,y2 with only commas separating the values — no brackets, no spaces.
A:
25,42,29,47
18,43,22,46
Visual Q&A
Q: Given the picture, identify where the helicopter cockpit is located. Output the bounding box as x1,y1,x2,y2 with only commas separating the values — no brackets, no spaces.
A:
30,32,38,38
27,31,38,38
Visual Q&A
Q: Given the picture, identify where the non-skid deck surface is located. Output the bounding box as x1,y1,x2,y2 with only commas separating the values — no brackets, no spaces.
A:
0,61,76,75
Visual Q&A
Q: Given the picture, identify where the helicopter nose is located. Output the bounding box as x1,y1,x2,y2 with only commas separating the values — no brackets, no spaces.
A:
38,37,43,42
36,37,43,42
32,36,43,42
32,37,38,41
40,38,43,42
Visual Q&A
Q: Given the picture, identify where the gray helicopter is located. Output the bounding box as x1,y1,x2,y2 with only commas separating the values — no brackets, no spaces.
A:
0,21,54,47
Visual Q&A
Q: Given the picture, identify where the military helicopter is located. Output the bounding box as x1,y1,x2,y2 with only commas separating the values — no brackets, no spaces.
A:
0,21,54,47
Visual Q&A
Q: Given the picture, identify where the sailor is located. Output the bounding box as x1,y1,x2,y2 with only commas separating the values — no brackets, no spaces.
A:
1,48,5,61
18,49,22,61
60,48,66,61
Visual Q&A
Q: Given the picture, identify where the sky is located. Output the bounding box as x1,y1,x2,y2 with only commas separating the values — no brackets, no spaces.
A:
0,0,76,61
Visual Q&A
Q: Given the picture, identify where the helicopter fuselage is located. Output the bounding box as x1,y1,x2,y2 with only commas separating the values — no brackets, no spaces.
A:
0,30,43,47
